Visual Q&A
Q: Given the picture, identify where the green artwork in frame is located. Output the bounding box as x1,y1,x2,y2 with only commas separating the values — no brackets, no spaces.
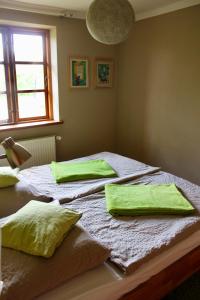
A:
95,59,114,88
70,57,89,88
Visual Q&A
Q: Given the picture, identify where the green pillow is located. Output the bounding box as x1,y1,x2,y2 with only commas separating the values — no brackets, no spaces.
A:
0,167,19,188
2,200,82,258
51,159,117,183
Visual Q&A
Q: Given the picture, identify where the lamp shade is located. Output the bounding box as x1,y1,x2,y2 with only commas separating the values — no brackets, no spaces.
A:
86,0,135,45
1,137,31,168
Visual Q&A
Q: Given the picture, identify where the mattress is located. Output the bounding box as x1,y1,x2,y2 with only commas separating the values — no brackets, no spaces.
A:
37,229,200,300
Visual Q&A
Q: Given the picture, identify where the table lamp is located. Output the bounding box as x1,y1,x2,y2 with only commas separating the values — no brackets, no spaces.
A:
0,137,31,168
0,137,31,294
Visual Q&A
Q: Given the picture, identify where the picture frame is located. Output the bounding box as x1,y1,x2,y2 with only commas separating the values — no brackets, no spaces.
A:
94,58,114,88
69,56,89,88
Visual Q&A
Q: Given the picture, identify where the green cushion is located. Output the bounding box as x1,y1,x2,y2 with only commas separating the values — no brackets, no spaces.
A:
105,183,195,216
0,167,19,188
51,159,117,183
2,200,82,257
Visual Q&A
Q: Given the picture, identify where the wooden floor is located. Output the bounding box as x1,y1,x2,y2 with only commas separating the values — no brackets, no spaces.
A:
121,246,200,300
163,271,200,300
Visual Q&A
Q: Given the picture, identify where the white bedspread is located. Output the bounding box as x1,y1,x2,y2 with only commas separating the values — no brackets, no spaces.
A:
64,171,200,273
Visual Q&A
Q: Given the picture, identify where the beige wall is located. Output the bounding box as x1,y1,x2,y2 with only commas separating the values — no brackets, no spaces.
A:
117,5,200,184
0,9,118,160
1,5,200,185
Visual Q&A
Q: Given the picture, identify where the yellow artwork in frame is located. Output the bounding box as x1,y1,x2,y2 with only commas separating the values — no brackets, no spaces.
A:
69,57,89,88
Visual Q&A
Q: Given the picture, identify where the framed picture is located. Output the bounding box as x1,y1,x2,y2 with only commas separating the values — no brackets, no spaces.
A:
94,58,114,88
69,57,89,88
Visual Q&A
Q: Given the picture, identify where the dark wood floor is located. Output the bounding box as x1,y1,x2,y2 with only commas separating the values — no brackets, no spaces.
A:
121,247,200,300
163,271,200,300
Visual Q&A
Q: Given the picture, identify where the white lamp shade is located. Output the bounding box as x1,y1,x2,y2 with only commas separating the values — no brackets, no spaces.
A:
1,137,31,168
86,0,135,45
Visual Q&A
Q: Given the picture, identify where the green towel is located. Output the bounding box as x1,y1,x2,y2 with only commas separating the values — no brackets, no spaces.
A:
51,159,117,183
105,184,195,216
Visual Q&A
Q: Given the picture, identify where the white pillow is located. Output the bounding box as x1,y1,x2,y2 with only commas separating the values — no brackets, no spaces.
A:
0,167,19,188
0,177,53,217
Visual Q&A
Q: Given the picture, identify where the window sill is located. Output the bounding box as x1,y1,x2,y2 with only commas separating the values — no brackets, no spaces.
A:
0,120,63,132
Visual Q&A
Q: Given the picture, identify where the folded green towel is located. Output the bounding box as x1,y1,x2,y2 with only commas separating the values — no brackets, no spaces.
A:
105,184,195,216
51,160,117,183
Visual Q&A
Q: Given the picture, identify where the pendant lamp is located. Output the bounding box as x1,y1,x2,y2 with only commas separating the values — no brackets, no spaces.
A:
86,0,135,45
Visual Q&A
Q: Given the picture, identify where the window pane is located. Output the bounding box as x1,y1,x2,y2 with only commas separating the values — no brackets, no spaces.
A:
0,94,9,121
16,65,44,90
18,92,46,118
0,65,6,92
13,34,43,62
0,33,3,61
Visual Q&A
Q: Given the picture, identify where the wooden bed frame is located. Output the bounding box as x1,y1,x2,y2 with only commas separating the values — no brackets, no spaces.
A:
121,246,200,300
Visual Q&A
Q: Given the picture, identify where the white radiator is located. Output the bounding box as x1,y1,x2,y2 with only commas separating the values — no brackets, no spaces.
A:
0,136,56,169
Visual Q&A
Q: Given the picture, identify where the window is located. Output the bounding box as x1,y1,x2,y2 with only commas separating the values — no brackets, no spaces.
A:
0,26,53,126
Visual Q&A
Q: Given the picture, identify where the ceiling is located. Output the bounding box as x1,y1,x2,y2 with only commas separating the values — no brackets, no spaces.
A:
0,0,200,20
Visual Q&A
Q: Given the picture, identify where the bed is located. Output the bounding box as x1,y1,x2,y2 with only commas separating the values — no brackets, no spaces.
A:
1,152,200,300
37,229,200,300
